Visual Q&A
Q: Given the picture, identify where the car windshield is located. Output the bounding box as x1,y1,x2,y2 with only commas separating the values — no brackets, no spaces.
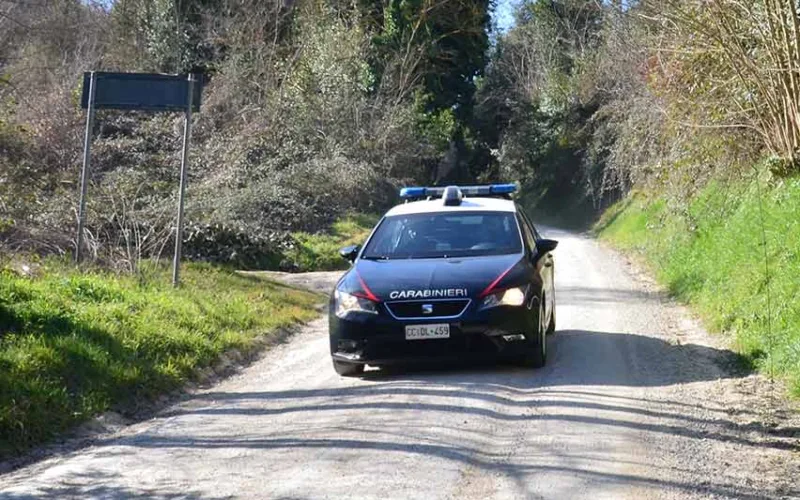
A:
362,211,522,260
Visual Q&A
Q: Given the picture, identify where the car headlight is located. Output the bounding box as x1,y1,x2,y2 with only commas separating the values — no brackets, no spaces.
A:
334,289,378,318
480,286,527,309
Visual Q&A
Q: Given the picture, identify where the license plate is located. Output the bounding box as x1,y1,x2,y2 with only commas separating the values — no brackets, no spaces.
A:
405,323,450,340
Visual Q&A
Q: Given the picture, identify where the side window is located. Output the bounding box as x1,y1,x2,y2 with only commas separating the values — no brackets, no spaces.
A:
518,208,542,240
516,214,536,252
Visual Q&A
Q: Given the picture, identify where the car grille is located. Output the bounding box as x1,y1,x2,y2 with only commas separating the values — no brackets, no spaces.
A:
385,299,471,319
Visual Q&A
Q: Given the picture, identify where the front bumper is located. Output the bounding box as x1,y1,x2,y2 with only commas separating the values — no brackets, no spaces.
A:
329,302,537,365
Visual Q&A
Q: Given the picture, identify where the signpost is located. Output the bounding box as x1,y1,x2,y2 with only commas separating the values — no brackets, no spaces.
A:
76,72,97,264
77,71,202,286
172,75,195,287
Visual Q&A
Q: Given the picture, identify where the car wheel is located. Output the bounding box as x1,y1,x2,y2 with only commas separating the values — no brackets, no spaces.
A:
546,304,556,335
522,298,547,368
332,359,365,377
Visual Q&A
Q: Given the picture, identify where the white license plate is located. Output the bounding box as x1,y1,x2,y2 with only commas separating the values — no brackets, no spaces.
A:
405,324,450,340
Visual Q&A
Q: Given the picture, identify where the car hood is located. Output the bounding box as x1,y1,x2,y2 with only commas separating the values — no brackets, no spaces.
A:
348,254,525,301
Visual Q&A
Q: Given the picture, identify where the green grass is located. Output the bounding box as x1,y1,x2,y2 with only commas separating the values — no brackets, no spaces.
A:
0,261,320,458
285,213,378,271
596,173,800,396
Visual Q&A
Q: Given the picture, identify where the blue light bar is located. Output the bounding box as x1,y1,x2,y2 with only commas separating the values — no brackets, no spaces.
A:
399,187,426,198
490,183,517,194
399,184,517,199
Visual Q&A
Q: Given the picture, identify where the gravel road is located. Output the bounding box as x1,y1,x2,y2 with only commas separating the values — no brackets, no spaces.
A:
1,228,798,499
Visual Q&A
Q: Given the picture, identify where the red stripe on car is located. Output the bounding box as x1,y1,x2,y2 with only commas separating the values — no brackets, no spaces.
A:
354,272,380,302
478,262,518,298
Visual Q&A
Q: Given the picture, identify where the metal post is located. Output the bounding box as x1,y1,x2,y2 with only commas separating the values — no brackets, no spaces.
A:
76,71,97,263
172,74,195,287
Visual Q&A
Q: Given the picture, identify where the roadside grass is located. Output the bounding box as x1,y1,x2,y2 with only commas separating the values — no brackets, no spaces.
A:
0,260,320,458
596,174,800,396
285,213,378,271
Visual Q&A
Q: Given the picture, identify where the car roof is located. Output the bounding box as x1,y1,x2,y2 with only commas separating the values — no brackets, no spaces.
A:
385,197,517,217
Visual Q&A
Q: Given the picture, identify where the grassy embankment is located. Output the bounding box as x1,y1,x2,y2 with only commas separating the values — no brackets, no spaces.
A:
0,261,320,459
285,213,378,271
596,172,800,395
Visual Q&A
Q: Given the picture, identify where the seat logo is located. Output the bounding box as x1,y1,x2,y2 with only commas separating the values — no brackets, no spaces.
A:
422,304,434,314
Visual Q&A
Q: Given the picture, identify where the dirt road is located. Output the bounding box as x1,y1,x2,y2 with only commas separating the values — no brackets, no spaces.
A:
1,228,798,499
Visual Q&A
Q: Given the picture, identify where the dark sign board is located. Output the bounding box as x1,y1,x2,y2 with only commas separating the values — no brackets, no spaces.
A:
81,72,202,112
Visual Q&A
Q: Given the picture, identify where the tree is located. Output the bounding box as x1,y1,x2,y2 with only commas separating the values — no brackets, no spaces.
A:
646,0,800,173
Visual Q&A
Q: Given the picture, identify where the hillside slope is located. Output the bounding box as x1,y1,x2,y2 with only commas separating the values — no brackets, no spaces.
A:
0,262,320,458
597,174,800,396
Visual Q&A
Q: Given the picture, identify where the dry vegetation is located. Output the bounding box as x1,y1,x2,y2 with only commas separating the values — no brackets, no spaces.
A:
478,0,800,217
0,0,490,270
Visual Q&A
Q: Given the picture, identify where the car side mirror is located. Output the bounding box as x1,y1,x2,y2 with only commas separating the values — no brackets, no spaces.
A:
536,239,558,255
339,244,360,263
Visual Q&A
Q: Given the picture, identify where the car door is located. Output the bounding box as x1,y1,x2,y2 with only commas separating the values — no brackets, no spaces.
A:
518,210,555,324
515,212,544,316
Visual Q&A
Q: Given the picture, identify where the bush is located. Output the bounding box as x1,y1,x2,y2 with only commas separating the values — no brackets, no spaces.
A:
284,213,378,271
182,222,290,270
0,0,437,268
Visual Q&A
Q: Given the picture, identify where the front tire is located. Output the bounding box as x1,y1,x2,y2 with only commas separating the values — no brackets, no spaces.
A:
546,305,556,335
522,299,547,368
332,359,365,377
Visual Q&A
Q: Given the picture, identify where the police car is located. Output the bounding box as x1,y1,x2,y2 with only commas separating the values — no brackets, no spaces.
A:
329,184,558,376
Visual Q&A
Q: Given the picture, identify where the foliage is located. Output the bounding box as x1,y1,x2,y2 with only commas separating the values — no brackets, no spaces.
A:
477,0,800,217
475,0,608,218
285,213,378,271
597,173,800,396
372,0,492,113
0,259,320,458
0,0,492,267
644,0,800,173
182,222,291,270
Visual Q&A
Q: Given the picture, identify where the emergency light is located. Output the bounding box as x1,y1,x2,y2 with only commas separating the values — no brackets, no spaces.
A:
399,184,518,200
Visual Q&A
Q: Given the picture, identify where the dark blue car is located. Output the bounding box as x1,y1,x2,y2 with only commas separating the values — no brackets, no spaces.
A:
329,184,558,376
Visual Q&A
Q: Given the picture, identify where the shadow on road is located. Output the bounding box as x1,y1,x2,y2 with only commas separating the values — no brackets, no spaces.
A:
145,329,797,457
0,469,226,500
179,329,781,431
98,434,796,500
363,328,750,387
8,330,795,500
